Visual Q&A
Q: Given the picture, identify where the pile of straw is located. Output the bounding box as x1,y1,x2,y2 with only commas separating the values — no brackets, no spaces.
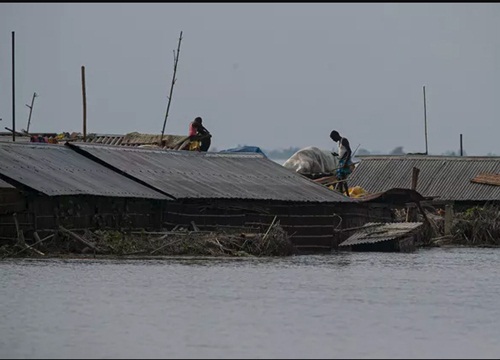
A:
451,205,500,245
2,220,296,258
94,220,295,257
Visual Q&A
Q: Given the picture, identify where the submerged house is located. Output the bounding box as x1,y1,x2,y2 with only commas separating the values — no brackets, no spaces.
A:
349,155,500,210
67,143,396,251
0,142,410,253
0,142,171,244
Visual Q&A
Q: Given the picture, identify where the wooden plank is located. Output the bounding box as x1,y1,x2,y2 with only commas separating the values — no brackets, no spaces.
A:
471,173,500,186
406,167,420,222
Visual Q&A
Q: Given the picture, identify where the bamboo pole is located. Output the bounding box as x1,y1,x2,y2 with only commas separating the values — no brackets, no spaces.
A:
406,167,420,222
262,215,278,241
423,85,428,155
444,203,454,235
81,66,87,141
26,92,38,133
160,31,183,142
12,31,16,142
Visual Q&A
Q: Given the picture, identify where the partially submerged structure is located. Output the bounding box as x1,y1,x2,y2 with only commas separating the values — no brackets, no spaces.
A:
68,143,392,251
0,142,402,253
339,222,425,253
0,142,170,245
349,155,500,210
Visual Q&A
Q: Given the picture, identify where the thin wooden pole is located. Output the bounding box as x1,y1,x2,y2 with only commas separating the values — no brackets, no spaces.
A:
406,167,420,222
460,134,463,156
423,85,428,155
444,203,454,235
160,31,183,141
12,31,16,142
411,167,420,191
26,92,37,133
81,66,87,141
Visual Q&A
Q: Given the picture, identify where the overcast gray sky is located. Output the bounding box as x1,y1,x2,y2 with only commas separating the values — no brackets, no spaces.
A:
1,3,499,155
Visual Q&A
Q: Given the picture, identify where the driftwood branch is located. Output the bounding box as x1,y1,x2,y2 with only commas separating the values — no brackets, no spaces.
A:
0,232,54,259
262,215,278,241
15,241,45,256
12,213,44,256
59,226,101,253
191,221,200,232
150,238,183,255
33,232,55,246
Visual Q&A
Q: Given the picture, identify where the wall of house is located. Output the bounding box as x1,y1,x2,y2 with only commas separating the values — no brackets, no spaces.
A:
0,188,27,242
0,193,394,253
163,199,393,252
0,195,167,245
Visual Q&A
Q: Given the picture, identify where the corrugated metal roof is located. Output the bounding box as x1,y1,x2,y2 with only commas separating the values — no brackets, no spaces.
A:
82,134,125,146
339,222,423,246
69,143,353,203
349,155,500,201
0,178,14,189
79,133,188,148
0,142,169,199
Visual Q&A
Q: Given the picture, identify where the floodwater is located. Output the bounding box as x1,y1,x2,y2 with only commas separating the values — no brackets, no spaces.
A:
1,248,500,359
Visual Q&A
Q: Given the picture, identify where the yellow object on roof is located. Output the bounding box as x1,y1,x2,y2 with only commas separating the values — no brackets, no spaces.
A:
348,186,367,198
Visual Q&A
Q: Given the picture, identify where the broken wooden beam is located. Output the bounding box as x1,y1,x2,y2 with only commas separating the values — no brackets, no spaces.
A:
59,226,101,253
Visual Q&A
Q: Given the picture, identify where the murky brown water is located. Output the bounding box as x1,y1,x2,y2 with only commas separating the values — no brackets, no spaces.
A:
1,248,500,359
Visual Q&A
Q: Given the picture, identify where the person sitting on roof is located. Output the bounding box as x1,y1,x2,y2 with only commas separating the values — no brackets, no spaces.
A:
187,117,212,152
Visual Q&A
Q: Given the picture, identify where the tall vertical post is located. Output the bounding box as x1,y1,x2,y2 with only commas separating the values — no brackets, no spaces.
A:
423,85,428,155
444,203,454,235
160,31,183,142
12,31,16,142
460,134,463,156
81,66,87,141
406,167,420,222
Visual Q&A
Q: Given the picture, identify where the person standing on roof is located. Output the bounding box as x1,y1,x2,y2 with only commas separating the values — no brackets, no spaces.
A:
188,117,212,152
330,130,352,196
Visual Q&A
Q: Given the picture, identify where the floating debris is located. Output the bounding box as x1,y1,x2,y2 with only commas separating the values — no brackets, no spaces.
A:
1,220,296,258
339,222,425,252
